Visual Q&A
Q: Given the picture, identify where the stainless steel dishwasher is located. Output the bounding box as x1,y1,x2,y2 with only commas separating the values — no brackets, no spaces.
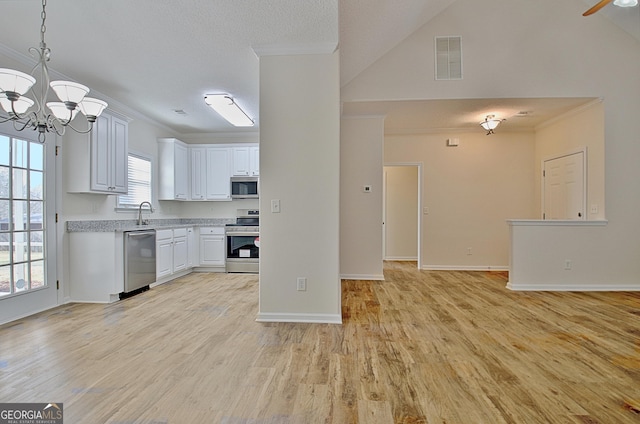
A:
123,229,156,296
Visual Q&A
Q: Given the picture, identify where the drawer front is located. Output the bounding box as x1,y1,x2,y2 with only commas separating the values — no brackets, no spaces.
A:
173,228,188,238
200,227,225,235
156,229,173,241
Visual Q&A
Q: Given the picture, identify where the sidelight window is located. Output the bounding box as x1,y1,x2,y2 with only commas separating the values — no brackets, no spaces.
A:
0,134,45,297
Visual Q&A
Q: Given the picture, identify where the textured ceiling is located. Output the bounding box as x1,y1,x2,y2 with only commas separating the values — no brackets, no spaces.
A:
0,0,338,135
0,0,637,136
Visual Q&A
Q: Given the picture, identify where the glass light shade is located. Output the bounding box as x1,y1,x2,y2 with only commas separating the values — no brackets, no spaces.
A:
46,101,79,122
78,97,108,118
613,0,638,6
204,94,254,127
480,119,501,131
0,68,36,95
0,93,34,114
49,80,89,104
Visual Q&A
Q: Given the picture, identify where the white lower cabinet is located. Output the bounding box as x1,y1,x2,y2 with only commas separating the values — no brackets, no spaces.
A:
69,232,123,303
156,230,174,279
172,229,188,272
187,227,196,268
199,227,226,267
156,227,192,282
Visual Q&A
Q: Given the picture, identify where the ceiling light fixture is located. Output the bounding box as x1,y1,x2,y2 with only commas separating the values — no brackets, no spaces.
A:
613,0,638,7
0,0,107,143
479,115,504,135
204,94,254,127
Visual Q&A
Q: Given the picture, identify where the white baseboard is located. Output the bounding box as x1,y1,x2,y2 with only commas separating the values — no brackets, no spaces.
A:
0,304,60,326
384,257,418,261
256,312,342,324
507,282,640,291
340,274,385,281
151,269,194,287
422,265,509,271
191,266,226,273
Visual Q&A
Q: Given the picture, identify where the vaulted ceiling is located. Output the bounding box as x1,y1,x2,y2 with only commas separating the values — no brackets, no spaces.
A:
0,0,637,136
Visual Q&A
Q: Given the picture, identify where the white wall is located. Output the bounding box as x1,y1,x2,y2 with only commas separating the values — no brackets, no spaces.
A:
258,51,341,323
384,166,418,261
342,0,640,287
535,100,605,220
340,116,385,279
385,131,535,270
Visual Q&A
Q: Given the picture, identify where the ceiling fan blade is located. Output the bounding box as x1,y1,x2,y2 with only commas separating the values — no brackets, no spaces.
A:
583,0,613,16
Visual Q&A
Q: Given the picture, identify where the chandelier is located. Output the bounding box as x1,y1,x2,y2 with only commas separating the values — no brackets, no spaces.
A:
0,0,107,142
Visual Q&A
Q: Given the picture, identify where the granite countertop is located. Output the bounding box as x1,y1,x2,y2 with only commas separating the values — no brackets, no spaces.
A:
66,218,235,232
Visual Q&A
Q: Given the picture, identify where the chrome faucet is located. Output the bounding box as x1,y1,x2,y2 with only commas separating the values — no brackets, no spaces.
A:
137,201,153,225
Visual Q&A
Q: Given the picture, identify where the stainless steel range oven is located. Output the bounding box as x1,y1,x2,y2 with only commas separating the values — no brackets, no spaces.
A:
225,209,259,273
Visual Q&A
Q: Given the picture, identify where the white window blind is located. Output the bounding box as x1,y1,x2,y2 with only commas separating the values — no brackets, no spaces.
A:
117,153,152,209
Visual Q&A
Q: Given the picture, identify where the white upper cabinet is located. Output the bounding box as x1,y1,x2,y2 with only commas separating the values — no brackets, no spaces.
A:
157,142,256,201
232,145,259,176
190,147,206,200
190,146,232,201
206,147,232,200
91,113,128,193
158,138,189,200
249,146,259,176
232,146,250,176
66,110,129,194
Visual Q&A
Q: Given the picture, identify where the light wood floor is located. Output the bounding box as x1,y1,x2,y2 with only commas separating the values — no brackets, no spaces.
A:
1,262,639,423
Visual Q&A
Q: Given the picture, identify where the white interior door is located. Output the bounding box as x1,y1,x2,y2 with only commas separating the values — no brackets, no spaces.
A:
543,151,585,220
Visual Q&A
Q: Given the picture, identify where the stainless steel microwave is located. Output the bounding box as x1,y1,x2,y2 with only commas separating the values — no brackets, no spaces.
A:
231,177,259,199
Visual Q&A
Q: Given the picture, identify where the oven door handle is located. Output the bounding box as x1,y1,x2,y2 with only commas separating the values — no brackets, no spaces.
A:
226,231,259,237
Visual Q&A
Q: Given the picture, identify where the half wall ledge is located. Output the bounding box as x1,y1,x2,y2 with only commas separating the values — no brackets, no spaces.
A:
506,219,626,292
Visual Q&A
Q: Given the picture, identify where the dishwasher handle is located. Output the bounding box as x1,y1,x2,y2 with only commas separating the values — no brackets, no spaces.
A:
126,230,156,237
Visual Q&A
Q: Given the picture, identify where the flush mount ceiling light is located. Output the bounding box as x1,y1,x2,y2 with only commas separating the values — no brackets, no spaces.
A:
204,94,254,127
0,0,107,142
479,115,504,135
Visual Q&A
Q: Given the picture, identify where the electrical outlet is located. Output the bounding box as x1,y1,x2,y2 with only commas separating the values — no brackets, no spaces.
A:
296,277,307,291
564,259,572,270
466,247,472,255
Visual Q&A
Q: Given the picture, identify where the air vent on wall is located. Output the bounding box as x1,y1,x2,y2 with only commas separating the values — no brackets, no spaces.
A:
435,36,462,80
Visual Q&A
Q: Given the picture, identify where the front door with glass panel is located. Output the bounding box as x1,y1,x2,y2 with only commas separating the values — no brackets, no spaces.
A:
0,130,57,323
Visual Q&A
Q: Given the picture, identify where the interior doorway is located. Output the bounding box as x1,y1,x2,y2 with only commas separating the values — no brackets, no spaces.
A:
383,164,421,268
